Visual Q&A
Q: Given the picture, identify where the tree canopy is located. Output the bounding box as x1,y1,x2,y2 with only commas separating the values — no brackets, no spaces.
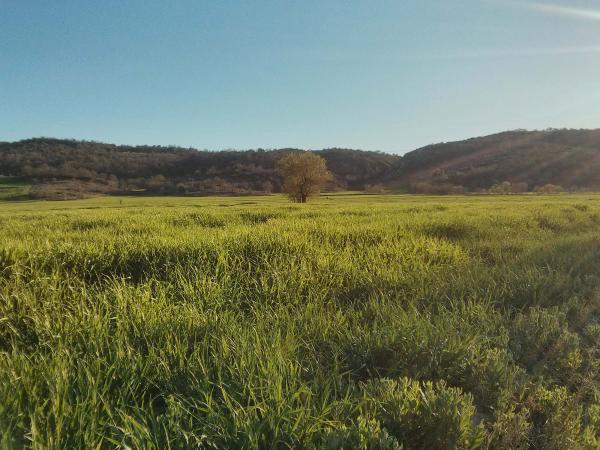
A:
276,152,331,203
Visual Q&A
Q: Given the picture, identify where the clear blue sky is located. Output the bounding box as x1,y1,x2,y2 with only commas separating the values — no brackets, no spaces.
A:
2,1,600,153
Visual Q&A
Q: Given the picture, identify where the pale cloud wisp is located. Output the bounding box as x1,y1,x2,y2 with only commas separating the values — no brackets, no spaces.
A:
504,1,600,21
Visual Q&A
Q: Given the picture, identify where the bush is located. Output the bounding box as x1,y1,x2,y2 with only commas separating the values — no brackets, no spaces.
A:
360,377,484,449
364,184,386,194
510,307,582,381
535,184,564,194
489,181,528,194
319,415,402,450
411,182,465,195
527,385,583,449
486,404,532,450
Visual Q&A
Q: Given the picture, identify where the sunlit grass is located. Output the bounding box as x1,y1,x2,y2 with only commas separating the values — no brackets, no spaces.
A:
1,193,599,448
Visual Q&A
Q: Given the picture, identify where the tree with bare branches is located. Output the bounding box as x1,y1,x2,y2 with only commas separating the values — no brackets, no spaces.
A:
277,152,331,203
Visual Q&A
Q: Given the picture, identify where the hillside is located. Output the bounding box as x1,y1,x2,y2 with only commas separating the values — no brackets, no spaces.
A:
387,129,600,193
2,129,600,198
0,138,399,199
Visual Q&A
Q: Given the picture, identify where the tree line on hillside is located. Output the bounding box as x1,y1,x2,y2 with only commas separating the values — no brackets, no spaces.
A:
389,128,600,193
3,128,600,199
0,138,397,198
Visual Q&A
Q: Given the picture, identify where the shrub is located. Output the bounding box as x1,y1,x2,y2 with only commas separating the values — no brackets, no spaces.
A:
319,415,402,450
510,307,582,381
527,385,583,449
364,184,386,194
360,377,484,449
486,405,532,450
535,184,564,194
411,182,465,195
489,181,528,194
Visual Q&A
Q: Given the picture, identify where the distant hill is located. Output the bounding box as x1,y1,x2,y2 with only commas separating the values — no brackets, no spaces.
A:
385,129,600,193
2,129,600,199
0,138,398,199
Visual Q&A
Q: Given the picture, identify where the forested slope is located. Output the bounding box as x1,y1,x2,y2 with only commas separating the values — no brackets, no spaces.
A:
3,128,600,198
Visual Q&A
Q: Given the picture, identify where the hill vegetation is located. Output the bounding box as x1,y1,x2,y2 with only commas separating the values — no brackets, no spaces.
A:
388,128,600,193
2,128,600,199
0,138,398,199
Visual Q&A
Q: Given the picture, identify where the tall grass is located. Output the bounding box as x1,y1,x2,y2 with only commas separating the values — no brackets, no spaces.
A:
0,194,599,448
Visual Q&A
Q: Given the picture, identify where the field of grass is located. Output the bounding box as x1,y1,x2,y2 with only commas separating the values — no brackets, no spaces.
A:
0,177,30,201
1,193,600,449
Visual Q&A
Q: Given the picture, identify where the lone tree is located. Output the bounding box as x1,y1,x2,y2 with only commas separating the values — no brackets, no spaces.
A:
277,152,331,203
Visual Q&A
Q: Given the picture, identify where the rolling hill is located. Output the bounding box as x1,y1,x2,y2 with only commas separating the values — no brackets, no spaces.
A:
2,128,600,198
388,128,600,192
0,138,399,199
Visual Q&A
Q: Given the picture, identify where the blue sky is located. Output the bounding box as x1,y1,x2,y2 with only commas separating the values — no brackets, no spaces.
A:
2,1,600,153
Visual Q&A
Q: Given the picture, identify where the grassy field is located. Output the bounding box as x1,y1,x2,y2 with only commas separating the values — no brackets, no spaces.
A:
0,177,30,201
1,193,600,449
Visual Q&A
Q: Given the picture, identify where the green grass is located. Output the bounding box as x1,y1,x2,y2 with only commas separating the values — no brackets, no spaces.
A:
0,177,30,200
1,193,600,449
